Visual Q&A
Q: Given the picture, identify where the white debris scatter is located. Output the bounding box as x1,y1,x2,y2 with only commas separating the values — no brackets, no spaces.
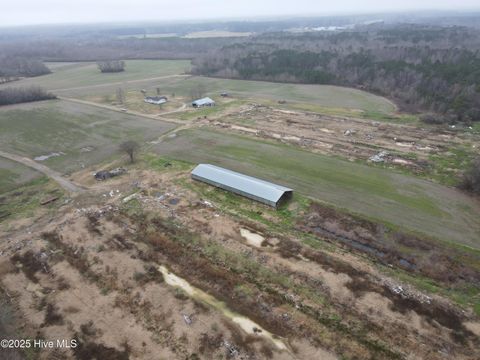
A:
369,151,389,163
34,152,65,161
383,279,432,304
122,193,139,203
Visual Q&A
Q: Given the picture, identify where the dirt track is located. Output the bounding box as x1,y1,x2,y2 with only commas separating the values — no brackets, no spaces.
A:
0,150,85,193
58,96,185,125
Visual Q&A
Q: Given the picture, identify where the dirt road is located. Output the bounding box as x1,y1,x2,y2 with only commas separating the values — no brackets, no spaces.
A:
0,150,85,193
58,97,185,125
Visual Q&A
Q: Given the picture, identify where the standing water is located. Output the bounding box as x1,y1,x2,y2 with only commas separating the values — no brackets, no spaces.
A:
159,265,288,351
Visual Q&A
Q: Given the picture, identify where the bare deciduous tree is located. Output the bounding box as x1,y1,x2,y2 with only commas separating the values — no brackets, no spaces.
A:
119,141,140,163
116,88,125,104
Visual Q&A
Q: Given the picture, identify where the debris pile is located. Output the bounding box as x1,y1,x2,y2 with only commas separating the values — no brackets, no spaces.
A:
383,279,432,304
369,150,389,163
94,168,127,181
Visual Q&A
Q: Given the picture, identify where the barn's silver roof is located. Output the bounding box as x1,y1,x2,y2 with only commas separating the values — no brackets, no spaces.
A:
192,97,215,106
191,164,292,203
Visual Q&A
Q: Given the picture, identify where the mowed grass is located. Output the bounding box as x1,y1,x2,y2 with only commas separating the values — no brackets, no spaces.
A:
0,60,191,91
154,129,480,248
157,77,396,114
0,100,176,174
0,157,41,194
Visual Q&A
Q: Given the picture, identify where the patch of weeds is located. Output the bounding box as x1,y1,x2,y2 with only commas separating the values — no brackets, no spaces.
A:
56,276,70,291
198,332,223,355
0,177,62,222
80,321,97,337
133,264,162,285
73,339,130,360
42,303,64,327
143,154,191,172
428,146,476,185
10,250,47,283
86,214,102,235
174,288,189,301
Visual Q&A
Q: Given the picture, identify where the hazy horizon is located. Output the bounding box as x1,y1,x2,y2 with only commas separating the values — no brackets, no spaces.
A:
1,0,480,27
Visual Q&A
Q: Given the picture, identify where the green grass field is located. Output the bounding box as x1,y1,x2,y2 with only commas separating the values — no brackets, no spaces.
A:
153,129,480,248
0,100,176,174
0,60,191,91
0,157,41,194
75,75,397,116
159,77,396,114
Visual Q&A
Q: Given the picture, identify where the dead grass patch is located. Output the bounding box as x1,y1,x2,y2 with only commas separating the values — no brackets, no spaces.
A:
10,250,48,283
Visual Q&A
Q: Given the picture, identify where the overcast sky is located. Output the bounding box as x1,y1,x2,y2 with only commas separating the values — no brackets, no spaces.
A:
2,0,480,26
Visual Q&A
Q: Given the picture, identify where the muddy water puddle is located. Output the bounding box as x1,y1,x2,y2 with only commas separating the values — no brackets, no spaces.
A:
159,265,288,351
240,228,265,248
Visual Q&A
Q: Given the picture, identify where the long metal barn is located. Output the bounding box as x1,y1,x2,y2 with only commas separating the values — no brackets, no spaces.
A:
191,164,293,208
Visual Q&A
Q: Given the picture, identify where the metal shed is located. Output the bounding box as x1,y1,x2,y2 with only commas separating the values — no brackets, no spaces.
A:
191,164,293,208
144,96,168,105
192,97,215,107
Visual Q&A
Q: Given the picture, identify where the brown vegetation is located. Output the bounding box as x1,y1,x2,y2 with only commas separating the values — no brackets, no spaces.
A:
460,157,480,195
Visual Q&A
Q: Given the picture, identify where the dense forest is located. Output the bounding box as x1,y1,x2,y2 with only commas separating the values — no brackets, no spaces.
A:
192,25,480,123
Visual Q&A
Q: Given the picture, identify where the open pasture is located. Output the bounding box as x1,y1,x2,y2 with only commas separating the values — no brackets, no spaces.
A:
154,128,480,248
0,60,191,92
0,157,41,194
0,100,176,174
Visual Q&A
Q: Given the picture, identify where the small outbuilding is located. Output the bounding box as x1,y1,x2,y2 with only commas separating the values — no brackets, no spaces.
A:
191,164,293,208
192,97,215,108
144,96,168,105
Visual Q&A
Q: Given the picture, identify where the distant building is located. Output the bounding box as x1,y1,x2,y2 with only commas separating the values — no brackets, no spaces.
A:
191,164,293,208
192,97,215,108
144,96,168,105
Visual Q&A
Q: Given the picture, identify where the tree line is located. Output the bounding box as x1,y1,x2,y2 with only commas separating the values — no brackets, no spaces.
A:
0,56,51,83
0,87,56,106
192,25,480,124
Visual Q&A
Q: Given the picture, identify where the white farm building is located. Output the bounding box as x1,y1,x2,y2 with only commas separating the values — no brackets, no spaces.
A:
144,96,168,105
192,97,215,108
